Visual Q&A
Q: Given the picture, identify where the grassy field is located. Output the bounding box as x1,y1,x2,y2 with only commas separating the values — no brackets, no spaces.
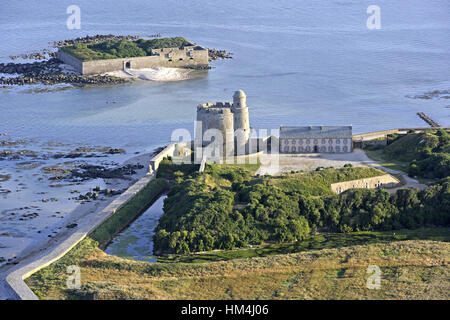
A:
270,166,385,196
364,149,409,173
364,149,433,185
25,235,450,300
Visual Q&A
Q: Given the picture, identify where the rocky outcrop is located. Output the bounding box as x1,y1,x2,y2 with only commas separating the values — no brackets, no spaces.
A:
207,48,233,61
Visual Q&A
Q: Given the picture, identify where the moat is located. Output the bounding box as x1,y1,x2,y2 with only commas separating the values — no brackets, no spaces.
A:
105,195,167,262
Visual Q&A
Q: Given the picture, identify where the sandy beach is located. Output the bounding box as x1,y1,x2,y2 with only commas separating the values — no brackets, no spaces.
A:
105,67,193,82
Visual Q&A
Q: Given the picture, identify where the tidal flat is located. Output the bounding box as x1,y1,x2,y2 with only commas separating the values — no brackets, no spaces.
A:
0,134,156,268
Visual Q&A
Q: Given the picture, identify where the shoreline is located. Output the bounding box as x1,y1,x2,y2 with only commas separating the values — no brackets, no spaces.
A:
0,151,154,299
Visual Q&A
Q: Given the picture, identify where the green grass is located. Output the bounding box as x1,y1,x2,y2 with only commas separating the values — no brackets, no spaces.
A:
156,159,199,180
156,228,450,263
365,149,409,172
271,166,385,196
218,158,261,175
90,178,168,248
364,149,432,184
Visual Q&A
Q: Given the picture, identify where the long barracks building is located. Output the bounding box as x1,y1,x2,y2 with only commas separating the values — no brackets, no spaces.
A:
279,126,353,153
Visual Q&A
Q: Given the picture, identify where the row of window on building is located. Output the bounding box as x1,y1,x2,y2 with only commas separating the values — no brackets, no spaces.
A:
283,138,350,145
283,145,349,153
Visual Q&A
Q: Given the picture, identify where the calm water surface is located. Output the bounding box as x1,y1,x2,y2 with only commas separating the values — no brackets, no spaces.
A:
105,195,167,261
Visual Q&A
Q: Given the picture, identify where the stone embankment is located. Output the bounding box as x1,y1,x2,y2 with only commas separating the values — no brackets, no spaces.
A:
0,58,128,86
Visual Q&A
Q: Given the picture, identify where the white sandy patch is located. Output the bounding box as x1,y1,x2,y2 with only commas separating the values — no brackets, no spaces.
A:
105,67,192,82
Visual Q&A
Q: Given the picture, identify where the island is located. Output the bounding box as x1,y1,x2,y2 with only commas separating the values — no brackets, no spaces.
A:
0,35,230,87
58,37,209,75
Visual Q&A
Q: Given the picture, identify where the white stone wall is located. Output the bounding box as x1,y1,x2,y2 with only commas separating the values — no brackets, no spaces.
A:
331,174,400,194
59,46,208,75
280,137,352,153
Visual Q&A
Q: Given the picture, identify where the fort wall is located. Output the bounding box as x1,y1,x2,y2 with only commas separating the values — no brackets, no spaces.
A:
330,174,400,194
58,46,208,75
57,50,84,74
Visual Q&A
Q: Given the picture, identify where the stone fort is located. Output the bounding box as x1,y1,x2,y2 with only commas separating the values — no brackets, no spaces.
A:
195,90,354,157
195,90,251,157
58,45,209,75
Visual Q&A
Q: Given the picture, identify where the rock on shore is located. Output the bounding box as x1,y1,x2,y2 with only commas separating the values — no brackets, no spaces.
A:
0,58,128,86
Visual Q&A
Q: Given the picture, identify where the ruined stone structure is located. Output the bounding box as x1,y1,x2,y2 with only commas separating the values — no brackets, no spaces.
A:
330,174,400,194
279,126,353,153
195,90,251,158
58,45,209,75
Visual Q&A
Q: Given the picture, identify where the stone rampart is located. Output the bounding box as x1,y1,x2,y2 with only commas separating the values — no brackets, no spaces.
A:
331,174,400,194
58,46,208,75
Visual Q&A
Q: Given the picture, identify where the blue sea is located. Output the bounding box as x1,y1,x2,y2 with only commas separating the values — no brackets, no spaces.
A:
1,0,449,150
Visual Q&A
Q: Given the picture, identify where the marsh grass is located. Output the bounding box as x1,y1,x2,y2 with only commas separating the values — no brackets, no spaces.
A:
26,238,450,300
25,228,450,300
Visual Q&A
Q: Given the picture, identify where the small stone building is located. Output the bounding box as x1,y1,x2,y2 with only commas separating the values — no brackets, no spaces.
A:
279,126,353,153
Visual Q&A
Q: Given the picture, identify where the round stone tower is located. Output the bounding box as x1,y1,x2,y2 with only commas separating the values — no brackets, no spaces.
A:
232,90,250,153
195,103,235,158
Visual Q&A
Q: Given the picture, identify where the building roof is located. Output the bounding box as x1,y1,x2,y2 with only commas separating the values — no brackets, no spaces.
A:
280,126,352,139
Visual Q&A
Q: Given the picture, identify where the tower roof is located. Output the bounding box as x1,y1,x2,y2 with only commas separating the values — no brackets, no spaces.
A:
233,90,246,98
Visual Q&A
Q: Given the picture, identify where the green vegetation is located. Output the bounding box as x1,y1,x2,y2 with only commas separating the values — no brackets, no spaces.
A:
157,228,450,263
156,158,199,180
155,154,450,254
61,37,193,61
366,129,450,180
271,166,384,196
90,178,169,248
26,238,99,299
152,163,450,255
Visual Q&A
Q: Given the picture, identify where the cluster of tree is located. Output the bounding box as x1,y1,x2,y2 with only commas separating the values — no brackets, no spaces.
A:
153,161,449,255
383,129,450,179
91,40,146,58
297,180,449,233
153,166,311,254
